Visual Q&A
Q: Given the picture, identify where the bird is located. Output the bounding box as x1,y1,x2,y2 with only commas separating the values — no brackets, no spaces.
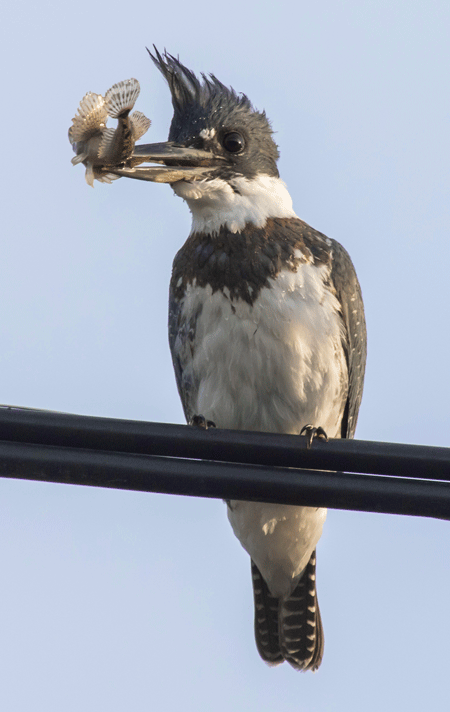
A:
114,49,367,671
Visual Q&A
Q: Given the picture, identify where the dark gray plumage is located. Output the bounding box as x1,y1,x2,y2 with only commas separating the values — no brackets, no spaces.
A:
149,48,279,180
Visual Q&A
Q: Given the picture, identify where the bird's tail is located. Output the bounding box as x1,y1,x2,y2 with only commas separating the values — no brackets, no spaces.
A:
251,560,284,665
251,550,324,671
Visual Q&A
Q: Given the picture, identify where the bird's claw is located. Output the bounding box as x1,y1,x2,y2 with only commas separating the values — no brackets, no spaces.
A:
190,414,216,429
300,424,328,449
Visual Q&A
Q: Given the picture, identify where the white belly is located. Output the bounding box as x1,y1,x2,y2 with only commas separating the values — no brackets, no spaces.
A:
179,263,347,435
176,263,347,597
227,502,327,598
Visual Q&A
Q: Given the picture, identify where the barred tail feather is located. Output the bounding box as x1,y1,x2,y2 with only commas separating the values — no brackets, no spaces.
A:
251,551,324,672
251,561,283,666
279,550,324,671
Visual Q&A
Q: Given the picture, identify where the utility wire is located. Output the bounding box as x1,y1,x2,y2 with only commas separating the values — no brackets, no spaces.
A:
0,405,449,520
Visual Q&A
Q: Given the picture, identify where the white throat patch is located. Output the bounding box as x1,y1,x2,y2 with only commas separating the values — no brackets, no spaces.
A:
171,174,297,234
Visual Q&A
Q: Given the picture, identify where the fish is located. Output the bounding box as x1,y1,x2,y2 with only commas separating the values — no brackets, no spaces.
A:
69,79,151,187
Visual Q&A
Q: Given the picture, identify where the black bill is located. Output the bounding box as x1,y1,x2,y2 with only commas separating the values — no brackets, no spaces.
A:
105,141,222,183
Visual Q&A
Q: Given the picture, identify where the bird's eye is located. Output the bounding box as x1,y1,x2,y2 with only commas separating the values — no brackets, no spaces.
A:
222,132,245,153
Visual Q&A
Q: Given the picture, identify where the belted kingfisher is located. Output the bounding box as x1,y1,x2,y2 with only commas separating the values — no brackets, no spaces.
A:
114,49,367,671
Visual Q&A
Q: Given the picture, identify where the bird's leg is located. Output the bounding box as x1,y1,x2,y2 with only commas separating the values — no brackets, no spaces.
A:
189,414,216,429
190,415,228,505
300,424,328,449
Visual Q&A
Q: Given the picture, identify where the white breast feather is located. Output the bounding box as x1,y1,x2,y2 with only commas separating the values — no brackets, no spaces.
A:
175,263,347,598
171,175,297,235
178,264,347,434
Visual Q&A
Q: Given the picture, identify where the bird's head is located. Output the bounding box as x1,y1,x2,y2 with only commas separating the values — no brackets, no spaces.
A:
114,49,296,233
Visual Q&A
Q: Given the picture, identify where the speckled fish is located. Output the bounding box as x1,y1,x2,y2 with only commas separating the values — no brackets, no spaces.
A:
69,79,151,187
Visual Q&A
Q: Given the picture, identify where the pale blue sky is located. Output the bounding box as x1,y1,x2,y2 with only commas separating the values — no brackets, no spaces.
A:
1,1,450,710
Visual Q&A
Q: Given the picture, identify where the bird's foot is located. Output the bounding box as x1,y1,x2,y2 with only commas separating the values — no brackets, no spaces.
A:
189,414,216,429
300,424,328,449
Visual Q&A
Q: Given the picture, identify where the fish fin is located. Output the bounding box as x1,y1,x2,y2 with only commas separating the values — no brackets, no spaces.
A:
130,111,151,140
69,92,107,142
104,78,140,118
71,151,88,166
96,172,121,184
85,162,95,187
97,127,117,160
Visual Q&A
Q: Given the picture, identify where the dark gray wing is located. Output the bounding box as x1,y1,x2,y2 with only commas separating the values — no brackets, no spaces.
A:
168,290,182,400
329,239,367,439
168,288,199,424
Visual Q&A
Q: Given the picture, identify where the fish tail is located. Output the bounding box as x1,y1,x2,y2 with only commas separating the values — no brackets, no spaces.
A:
104,78,140,118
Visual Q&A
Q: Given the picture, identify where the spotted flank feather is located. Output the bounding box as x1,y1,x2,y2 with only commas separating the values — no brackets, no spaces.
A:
104,78,140,118
252,551,323,671
69,92,107,143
